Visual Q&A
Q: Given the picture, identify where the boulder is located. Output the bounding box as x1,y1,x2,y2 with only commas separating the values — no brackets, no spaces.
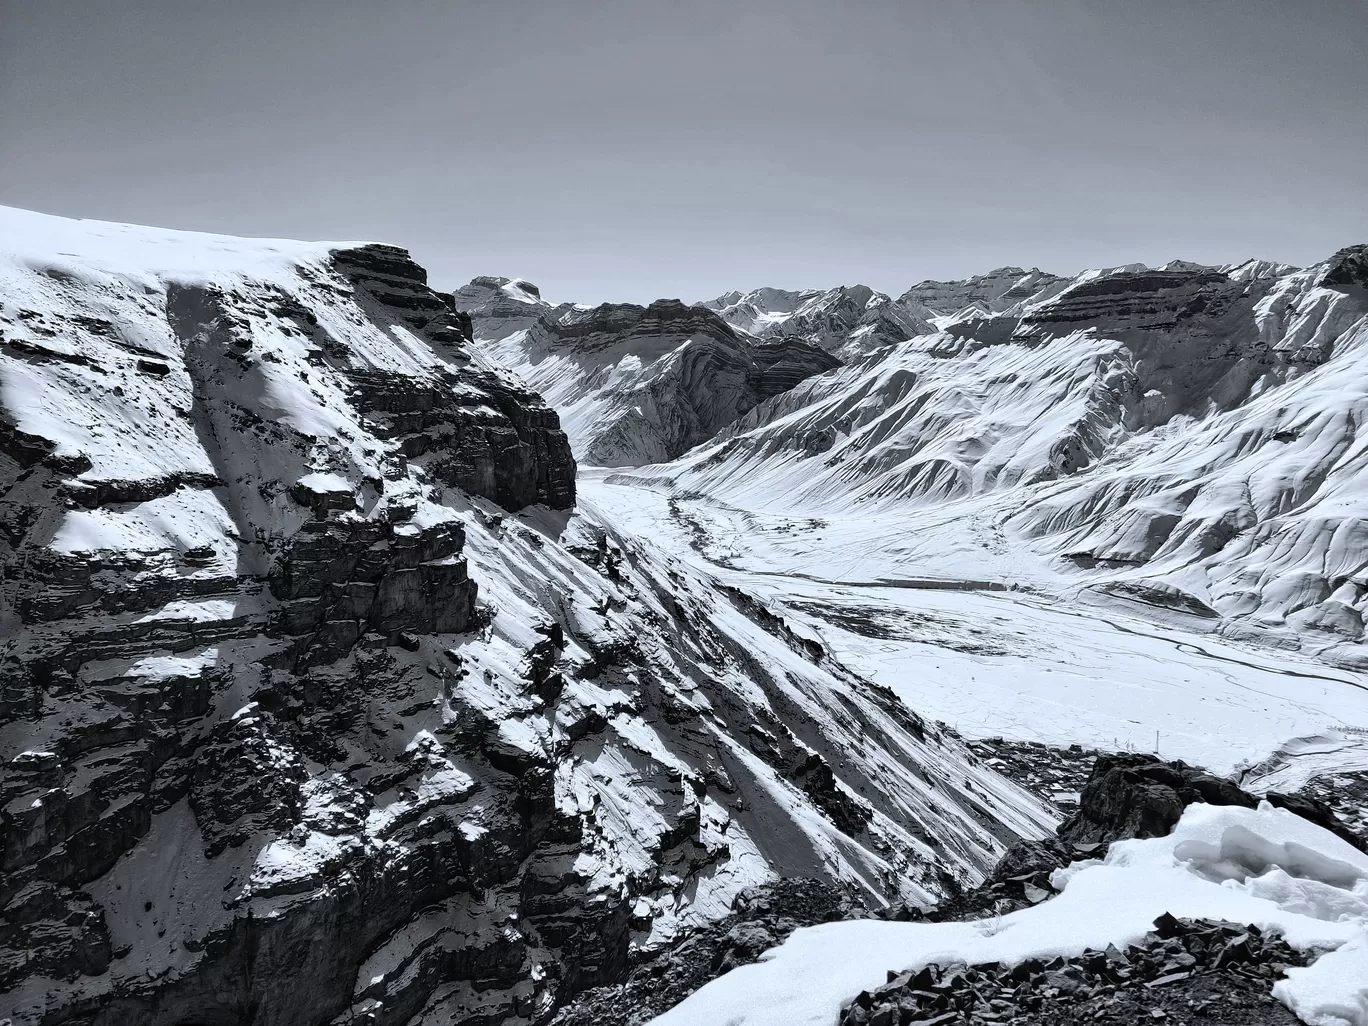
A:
1059,754,1257,844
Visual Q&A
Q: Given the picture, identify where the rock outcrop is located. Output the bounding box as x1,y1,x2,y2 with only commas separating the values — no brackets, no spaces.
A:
1057,754,1258,845
463,285,842,466
1059,753,1367,854
841,915,1307,1026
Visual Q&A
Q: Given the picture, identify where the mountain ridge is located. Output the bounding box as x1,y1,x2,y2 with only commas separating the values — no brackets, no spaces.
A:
0,206,1058,1026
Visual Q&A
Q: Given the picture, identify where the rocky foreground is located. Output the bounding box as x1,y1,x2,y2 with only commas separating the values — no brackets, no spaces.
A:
553,753,1368,1026
842,916,1306,1026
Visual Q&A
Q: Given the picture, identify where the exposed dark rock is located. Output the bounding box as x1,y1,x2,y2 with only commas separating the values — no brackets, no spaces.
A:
1015,263,1336,435
0,239,584,1024
915,835,1101,924
1053,752,1368,854
963,737,1099,815
551,879,869,1026
1020,268,1239,332
1058,754,1256,845
333,248,576,511
841,915,1306,1026
546,301,840,465
1268,768,1368,838
267,510,475,668
1319,244,1368,289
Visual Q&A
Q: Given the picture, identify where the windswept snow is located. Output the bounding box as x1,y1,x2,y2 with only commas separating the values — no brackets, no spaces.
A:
649,801,1368,1026
0,204,353,282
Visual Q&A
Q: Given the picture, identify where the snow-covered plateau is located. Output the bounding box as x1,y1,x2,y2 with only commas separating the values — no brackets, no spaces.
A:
3,205,1368,1025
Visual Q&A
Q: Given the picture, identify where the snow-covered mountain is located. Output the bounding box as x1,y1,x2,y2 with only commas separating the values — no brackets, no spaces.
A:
896,265,1070,320
0,208,1057,1026
455,277,841,465
703,285,934,356
449,274,573,340
5,204,1368,1026
606,253,1368,672
701,268,1079,359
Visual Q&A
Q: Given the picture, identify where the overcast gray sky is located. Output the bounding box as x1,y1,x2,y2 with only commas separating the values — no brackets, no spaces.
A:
3,1,1365,304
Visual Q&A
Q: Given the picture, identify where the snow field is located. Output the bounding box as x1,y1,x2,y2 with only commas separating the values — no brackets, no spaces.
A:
649,801,1368,1026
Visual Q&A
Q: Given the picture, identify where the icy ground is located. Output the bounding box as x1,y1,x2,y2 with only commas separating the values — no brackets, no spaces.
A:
647,801,1368,1026
583,476,1368,778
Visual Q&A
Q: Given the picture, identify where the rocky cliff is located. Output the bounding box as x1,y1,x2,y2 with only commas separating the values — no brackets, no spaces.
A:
0,208,578,1024
458,281,841,466
0,208,1055,1026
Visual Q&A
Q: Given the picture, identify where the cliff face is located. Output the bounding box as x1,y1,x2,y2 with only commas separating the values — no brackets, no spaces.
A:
0,209,1055,1026
0,211,583,1022
465,288,842,467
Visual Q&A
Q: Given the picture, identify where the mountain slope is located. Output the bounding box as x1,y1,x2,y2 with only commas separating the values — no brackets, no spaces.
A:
897,265,1070,320
456,278,841,466
704,285,934,356
605,253,1368,671
0,208,1055,1026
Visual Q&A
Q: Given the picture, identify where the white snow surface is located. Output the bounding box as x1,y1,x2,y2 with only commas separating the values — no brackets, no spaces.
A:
584,476,1368,776
0,204,350,281
649,801,1368,1026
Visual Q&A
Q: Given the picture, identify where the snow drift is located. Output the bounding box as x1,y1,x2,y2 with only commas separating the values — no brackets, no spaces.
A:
649,801,1368,1026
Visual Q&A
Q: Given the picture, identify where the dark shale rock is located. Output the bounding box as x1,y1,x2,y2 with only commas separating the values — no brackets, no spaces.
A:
334,247,576,512
267,512,476,668
840,915,1306,1026
1319,244,1368,289
0,240,581,1025
550,878,869,1026
1058,754,1257,845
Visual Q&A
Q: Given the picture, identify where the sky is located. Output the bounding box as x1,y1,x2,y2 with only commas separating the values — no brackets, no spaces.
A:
2,0,1366,305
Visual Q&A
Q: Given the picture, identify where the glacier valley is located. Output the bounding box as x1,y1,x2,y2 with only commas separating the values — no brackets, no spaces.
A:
3,206,1368,1026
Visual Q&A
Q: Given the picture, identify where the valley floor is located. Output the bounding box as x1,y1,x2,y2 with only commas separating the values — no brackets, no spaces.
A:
583,475,1368,780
